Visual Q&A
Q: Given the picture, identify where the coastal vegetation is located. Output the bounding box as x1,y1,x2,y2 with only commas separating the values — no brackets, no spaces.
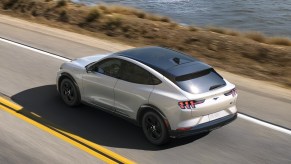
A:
1,0,291,88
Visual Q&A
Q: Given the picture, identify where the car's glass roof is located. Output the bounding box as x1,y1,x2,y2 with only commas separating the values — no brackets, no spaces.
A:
115,46,197,71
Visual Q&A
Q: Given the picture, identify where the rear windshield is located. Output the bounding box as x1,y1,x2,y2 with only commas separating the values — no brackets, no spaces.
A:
175,69,226,94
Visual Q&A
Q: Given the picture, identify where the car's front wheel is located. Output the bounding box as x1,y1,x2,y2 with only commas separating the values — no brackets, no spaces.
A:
60,78,81,107
142,111,169,145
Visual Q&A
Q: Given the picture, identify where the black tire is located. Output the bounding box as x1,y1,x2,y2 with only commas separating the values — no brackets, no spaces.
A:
142,111,169,145
60,78,81,107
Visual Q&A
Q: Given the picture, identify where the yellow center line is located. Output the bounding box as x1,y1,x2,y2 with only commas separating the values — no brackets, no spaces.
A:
0,104,118,164
0,97,22,111
57,129,136,164
0,97,136,164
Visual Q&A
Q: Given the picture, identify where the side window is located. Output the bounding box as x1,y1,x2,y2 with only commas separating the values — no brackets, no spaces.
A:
95,58,122,78
120,61,161,85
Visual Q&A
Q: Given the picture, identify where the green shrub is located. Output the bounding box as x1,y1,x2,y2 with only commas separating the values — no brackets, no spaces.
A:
31,10,38,16
56,0,67,7
27,1,36,11
86,8,101,23
136,12,146,19
59,10,69,22
160,17,170,23
105,16,122,30
3,0,19,9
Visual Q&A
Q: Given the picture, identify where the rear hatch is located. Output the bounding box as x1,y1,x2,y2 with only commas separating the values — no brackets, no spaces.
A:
168,62,236,116
175,68,226,94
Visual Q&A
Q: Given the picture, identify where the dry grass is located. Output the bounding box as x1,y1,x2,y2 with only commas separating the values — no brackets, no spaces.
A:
188,26,199,32
104,5,142,16
208,27,291,46
97,4,171,22
244,32,266,43
267,37,291,46
0,0,291,88
207,26,240,36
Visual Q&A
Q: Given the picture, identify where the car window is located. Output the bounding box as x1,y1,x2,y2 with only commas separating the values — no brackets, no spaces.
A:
120,61,160,85
175,68,226,94
95,58,122,78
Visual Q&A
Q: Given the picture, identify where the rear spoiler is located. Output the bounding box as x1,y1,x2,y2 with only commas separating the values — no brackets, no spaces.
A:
167,61,212,77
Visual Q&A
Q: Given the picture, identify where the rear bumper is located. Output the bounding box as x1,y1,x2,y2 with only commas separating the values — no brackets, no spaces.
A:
170,113,237,138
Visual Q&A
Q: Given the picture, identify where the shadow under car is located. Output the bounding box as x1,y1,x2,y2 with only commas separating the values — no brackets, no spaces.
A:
11,85,208,150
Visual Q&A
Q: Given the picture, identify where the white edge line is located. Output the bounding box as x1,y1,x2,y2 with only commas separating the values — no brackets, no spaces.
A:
1,37,291,136
0,37,70,62
238,113,291,135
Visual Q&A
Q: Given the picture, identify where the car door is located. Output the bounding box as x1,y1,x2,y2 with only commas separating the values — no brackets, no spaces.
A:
114,60,156,119
82,58,122,112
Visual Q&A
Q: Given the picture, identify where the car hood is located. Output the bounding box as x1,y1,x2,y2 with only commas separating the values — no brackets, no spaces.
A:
70,54,110,67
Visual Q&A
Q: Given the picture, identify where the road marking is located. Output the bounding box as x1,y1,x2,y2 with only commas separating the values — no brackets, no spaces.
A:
0,37,70,62
0,104,118,164
31,112,41,118
0,97,22,111
0,97,136,164
238,113,291,135
57,129,134,164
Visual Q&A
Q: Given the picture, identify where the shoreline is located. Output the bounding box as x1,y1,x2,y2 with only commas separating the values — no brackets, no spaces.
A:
75,0,291,38
0,0,290,88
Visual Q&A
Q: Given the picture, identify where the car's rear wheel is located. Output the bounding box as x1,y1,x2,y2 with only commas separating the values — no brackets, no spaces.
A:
60,78,80,107
142,111,169,145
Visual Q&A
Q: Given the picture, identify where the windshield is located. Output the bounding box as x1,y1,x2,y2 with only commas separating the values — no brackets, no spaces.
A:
175,69,226,94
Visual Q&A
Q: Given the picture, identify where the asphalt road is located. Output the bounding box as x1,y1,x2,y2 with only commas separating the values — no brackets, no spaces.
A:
0,107,105,164
0,15,290,164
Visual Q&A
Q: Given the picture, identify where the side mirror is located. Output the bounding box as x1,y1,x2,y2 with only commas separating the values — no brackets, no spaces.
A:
85,62,96,73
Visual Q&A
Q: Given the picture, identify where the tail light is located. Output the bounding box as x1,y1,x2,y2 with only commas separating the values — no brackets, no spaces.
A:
178,99,205,109
224,88,237,97
176,127,192,131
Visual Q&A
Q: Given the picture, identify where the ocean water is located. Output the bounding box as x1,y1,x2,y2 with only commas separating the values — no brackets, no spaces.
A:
73,0,291,37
